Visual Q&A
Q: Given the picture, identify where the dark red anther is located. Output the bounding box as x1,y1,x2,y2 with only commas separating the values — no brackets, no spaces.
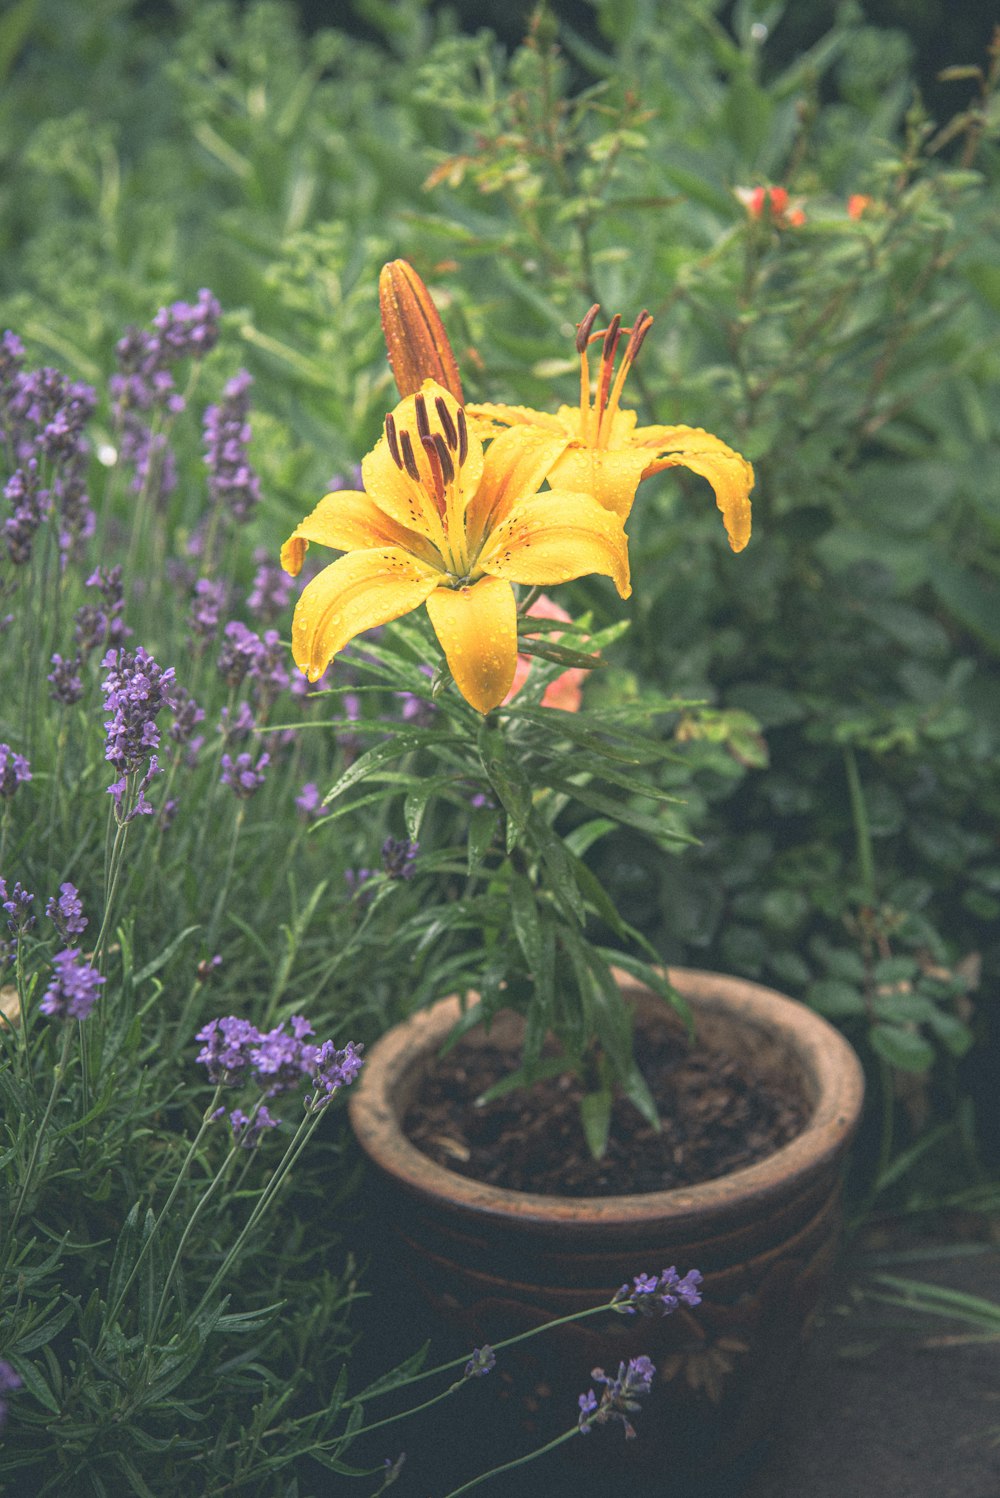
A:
575,304,601,354
385,412,402,468
457,407,468,465
435,395,458,449
432,432,454,486
626,310,653,363
602,313,622,364
414,393,430,441
399,429,421,482
420,434,447,513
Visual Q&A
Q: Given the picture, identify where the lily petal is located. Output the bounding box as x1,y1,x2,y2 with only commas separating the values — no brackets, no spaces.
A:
633,424,755,553
547,445,651,521
465,426,570,551
281,490,438,576
291,548,441,681
425,575,518,714
477,490,631,599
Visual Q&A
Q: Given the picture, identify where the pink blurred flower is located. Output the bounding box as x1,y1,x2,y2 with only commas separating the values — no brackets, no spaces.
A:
504,595,587,713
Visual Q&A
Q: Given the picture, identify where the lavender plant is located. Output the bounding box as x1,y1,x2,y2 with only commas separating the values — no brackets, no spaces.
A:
0,291,707,1494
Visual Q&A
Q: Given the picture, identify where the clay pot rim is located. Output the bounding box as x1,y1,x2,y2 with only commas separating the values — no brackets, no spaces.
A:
348,965,865,1231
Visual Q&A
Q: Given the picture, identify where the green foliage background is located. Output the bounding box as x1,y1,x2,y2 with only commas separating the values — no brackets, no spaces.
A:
1,0,999,1490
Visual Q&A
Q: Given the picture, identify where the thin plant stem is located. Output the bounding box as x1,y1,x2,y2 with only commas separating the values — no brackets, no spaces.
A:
9,1024,74,1234
439,1426,580,1497
93,812,131,974
207,802,244,950
101,1089,223,1339
149,1135,242,1343
191,1105,323,1316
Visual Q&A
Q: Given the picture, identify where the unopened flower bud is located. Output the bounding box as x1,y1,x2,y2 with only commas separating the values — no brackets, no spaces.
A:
379,260,464,402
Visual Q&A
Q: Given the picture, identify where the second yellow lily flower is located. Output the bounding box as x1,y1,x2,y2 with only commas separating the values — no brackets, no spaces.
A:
468,306,754,552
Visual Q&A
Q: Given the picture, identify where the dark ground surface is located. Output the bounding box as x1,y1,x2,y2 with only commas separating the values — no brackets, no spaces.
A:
346,1220,1000,1498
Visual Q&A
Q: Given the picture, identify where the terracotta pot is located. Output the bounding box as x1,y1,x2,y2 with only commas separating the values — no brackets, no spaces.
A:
348,968,865,1486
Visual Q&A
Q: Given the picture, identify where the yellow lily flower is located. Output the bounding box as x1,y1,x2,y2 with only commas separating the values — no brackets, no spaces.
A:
467,307,754,552
280,381,631,714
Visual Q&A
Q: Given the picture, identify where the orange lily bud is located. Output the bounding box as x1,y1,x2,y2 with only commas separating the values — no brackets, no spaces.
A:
379,259,464,403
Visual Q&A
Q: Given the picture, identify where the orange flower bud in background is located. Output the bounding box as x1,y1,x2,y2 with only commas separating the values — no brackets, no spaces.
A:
378,259,464,402
504,595,588,713
735,185,805,228
847,194,872,220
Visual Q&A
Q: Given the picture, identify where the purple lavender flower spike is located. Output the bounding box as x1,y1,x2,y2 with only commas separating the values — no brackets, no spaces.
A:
153,289,221,359
72,567,130,660
195,1015,262,1084
166,684,205,745
203,368,262,524
249,628,289,712
101,646,173,820
381,837,419,880
247,548,293,622
39,949,105,1021
45,883,88,941
464,1346,496,1379
1,880,35,938
229,1104,280,1148
101,647,175,769
250,1017,319,1095
2,462,45,566
612,1266,703,1317
217,620,264,686
187,577,228,649
220,748,269,798
0,744,31,798
218,701,256,745
306,1038,365,1109
295,782,324,821
577,1356,656,1439
47,653,84,705
111,291,220,500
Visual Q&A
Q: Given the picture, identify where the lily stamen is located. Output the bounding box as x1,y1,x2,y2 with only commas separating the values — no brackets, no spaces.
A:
384,411,402,469
594,314,623,445
604,309,653,431
414,392,431,442
399,429,421,482
420,433,448,515
575,303,601,355
435,395,458,449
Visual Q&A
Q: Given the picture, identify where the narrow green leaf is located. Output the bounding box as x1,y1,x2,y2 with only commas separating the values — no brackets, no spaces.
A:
510,872,543,975
107,1202,142,1313
12,1302,75,1354
139,1209,166,1341
322,731,448,804
580,1087,613,1161
466,804,500,873
134,926,200,985
9,1356,59,1414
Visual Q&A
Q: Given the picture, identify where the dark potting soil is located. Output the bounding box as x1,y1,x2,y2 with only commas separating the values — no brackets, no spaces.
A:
404,1016,810,1196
